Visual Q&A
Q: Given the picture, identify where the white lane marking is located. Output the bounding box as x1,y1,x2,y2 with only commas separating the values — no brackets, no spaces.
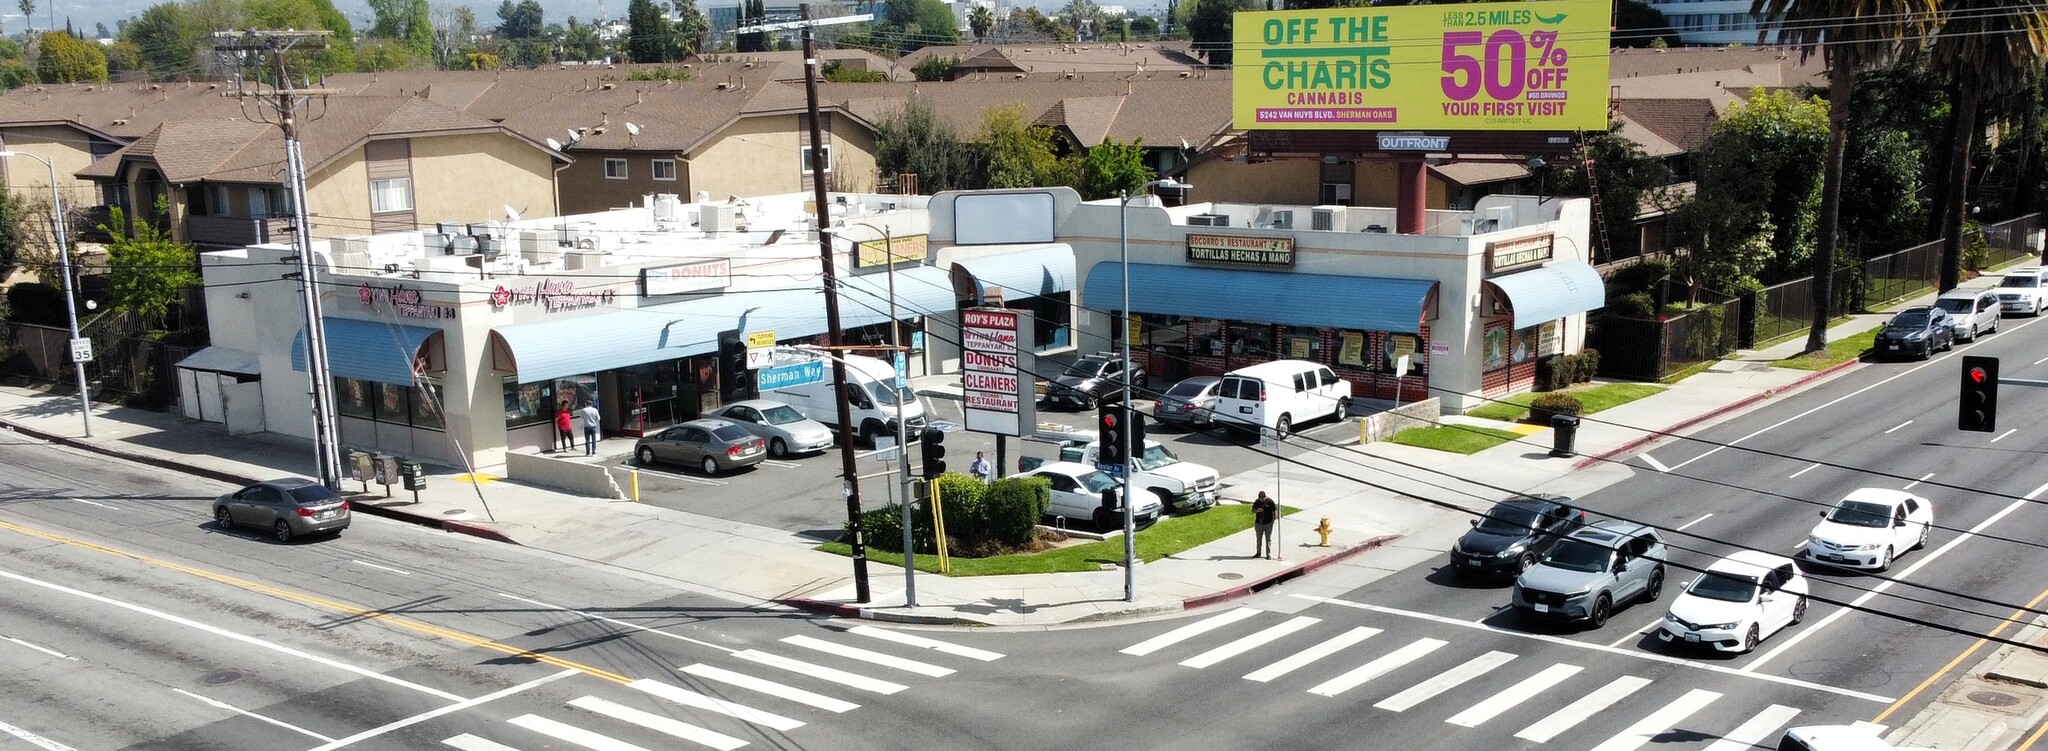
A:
566,696,747,751
0,567,463,701
1514,675,1653,742
1295,595,1892,703
1884,420,1913,434
1903,472,1934,490
1607,618,1662,648
69,498,118,511
1306,637,1447,697
2036,355,2048,366
1243,627,1380,682
1744,480,2048,673
731,649,906,694
1639,455,1669,473
630,466,727,486
1119,608,1262,656
442,735,520,751
1446,663,1584,728
679,664,858,713
1703,704,1803,751
1373,650,1516,712
310,669,579,750
780,634,954,677
350,560,410,576
1677,514,1713,531
1587,688,1722,751
508,714,656,751
1790,463,1822,479
626,679,802,731
496,593,734,652
1994,428,2019,442
1667,353,1961,473
172,688,334,742
846,625,1003,661
1180,616,1321,669
2,636,74,660
0,719,76,751
760,460,801,469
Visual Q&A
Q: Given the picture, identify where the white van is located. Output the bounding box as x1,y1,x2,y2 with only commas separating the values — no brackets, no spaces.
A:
1213,359,1352,437
767,354,928,442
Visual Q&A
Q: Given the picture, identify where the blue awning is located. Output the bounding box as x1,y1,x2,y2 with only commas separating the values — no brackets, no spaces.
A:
1486,261,1605,326
950,244,1076,301
1081,262,1437,334
291,318,439,385
492,265,956,383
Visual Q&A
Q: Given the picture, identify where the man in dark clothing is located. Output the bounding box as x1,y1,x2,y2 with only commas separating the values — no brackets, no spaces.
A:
1252,491,1278,559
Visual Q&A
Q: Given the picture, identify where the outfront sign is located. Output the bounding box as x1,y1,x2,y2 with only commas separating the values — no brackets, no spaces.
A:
1232,0,1610,130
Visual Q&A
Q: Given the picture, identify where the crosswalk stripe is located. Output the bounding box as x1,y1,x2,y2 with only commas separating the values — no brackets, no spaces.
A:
848,625,1004,661
732,649,908,694
1120,608,1262,656
626,679,802,731
508,714,655,751
443,734,522,751
1586,689,1721,751
566,697,748,751
1243,626,1380,683
1514,675,1653,742
1445,663,1585,728
1180,616,1321,669
1702,704,1802,751
679,664,860,713
1373,650,1517,712
781,635,955,677
1307,637,1448,697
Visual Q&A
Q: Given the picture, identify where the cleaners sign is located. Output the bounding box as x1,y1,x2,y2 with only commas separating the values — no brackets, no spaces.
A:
1232,0,1609,130
961,307,1036,437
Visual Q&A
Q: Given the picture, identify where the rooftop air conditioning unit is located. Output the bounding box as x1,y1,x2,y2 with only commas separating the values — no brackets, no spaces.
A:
448,234,478,255
1311,206,1346,233
423,232,449,254
1187,213,1230,227
699,203,739,234
1484,206,1514,229
435,222,460,236
474,234,498,260
1271,210,1294,230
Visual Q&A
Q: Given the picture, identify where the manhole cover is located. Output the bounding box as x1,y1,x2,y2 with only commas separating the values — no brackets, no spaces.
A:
441,509,468,516
1969,690,2021,707
1218,572,1245,581
201,669,244,685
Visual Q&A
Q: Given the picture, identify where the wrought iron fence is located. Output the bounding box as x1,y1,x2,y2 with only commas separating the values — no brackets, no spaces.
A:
1,322,189,407
1587,296,1743,381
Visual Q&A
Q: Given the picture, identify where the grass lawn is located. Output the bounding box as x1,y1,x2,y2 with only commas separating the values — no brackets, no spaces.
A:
815,503,1292,577
1776,326,1879,371
1462,383,1667,423
1389,425,1522,454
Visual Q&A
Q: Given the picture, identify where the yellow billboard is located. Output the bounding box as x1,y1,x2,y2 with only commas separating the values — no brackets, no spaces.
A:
1232,0,1610,131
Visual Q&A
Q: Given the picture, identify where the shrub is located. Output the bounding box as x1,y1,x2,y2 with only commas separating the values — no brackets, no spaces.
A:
932,472,988,546
854,503,933,554
1609,291,1657,318
1607,258,1673,297
982,475,1050,547
5,282,66,326
1536,354,1573,391
1528,391,1584,422
1574,349,1600,382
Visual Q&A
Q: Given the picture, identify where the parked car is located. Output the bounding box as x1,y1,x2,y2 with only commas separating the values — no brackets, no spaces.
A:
706,399,834,458
1995,266,2048,316
1212,359,1353,437
1511,520,1667,628
213,477,350,543
634,418,767,474
1043,353,1146,410
1657,550,1809,653
1449,494,1586,578
1040,438,1221,514
1803,488,1932,572
1932,288,2000,341
1872,307,1953,360
1153,376,1223,428
1017,460,1162,531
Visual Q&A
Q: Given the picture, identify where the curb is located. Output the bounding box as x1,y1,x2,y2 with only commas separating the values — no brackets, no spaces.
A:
1182,533,1403,610
774,597,987,626
441,519,522,545
1571,357,1862,471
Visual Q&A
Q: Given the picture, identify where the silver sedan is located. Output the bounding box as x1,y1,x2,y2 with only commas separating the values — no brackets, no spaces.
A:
634,418,767,475
213,477,351,543
705,399,835,458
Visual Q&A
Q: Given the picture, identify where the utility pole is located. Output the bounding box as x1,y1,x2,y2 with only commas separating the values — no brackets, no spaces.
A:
214,31,345,489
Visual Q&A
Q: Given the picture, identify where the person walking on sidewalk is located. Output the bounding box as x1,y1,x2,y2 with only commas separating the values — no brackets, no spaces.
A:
1252,491,1278,559
554,405,575,453
970,451,993,483
580,401,600,456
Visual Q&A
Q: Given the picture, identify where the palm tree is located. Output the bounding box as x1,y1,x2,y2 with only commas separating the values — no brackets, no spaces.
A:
1752,0,1936,353
1929,0,2048,292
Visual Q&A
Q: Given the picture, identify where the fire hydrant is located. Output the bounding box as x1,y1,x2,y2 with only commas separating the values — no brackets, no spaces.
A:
1314,516,1334,547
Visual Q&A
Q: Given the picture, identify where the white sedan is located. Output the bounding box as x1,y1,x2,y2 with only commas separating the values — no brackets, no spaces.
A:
1658,550,1809,653
1803,488,1932,572
1017,461,1162,531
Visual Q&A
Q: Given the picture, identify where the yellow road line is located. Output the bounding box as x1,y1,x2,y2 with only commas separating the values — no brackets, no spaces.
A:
2017,714,2048,751
1871,579,2048,724
0,519,633,685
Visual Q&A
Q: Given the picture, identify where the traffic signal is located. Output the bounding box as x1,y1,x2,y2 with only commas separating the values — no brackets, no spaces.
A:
1130,411,1147,458
1098,402,1126,466
919,426,948,477
1960,355,1999,432
717,331,751,400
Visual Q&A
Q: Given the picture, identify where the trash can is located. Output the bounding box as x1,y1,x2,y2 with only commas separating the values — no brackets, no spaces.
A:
1549,413,1581,458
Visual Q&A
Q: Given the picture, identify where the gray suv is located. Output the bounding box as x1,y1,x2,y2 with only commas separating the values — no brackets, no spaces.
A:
1511,520,1666,628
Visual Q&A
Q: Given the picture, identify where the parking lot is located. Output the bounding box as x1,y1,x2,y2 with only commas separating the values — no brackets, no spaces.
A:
604,396,1362,538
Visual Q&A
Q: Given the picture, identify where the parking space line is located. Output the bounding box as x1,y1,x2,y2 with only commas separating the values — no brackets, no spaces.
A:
0,719,74,751
1994,428,2018,443
350,560,411,576
1903,472,1934,491
306,669,580,750
1639,455,1669,473
2035,355,2048,366
627,465,726,486
760,460,801,469
68,498,118,511
1677,514,1713,531
1790,463,1821,479
173,688,334,742
1884,420,1913,434
2,636,74,660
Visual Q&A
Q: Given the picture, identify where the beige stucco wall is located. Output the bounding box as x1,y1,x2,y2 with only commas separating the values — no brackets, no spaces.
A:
1185,158,1453,210
409,132,559,225
306,152,370,238
688,113,880,199
1,125,100,210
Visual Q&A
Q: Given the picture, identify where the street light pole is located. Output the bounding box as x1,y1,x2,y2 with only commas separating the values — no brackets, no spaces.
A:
1118,178,1187,603
0,151,91,437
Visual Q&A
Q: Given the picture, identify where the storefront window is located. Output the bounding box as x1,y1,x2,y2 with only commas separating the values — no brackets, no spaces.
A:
412,381,445,431
1015,292,1071,351
505,379,547,428
1228,324,1273,358
332,377,441,431
1512,327,1540,365
1382,333,1423,373
1483,325,1510,371
1337,331,1370,369
1190,319,1225,357
337,378,376,420
378,383,411,423
1281,327,1322,362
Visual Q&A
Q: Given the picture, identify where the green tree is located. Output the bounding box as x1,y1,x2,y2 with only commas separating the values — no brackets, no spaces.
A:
1695,89,1830,284
1533,121,1672,262
0,60,33,89
1926,0,2048,292
36,32,107,83
911,54,955,82
495,0,544,39
1128,15,1159,39
101,199,198,331
981,105,1071,189
103,39,143,74
1077,138,1152,200
122,3,199,80
671,0,708,56
823,61,887,82
874,95,975,192
1668,194,1775,303
626,0,670,62
0,187,29,282
461,49,502,69
15,0,30,34
736,0,766,52
354,38,421,70
968,4,992,39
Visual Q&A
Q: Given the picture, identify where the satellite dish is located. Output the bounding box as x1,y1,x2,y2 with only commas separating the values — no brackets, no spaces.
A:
566,128,582,143
625,121,641,137
546,137,563,151
504,205,522,221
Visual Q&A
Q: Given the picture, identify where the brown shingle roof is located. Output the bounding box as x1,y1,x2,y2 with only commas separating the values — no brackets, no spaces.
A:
80,120,270,182
1614,98,1720,154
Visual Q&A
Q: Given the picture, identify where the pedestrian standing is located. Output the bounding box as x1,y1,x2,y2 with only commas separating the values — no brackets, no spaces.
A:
1252,491,1278,559
970,451,993,483
554,405,575,453
581,401,600,456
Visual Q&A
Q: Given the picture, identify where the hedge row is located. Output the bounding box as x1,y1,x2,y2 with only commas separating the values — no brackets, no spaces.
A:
854,472,1050,557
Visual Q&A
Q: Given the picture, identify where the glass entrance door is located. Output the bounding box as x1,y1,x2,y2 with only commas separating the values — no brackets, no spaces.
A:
620,361,683,436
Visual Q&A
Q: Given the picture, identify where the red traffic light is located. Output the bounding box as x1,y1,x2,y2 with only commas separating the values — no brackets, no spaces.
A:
1970,367,1988,384
1102,414,1118,428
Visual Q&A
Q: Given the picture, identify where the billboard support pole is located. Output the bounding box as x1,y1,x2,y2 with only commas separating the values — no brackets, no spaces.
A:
1396,158,1427,234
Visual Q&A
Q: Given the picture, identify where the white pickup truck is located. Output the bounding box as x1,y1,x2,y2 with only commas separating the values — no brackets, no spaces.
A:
1025,439,1220,515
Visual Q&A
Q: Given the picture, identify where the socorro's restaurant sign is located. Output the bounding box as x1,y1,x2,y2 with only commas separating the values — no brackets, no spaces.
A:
490,279,619,312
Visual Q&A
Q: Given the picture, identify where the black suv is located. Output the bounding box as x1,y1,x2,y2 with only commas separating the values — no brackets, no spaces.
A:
1043,354,1147,409
1449,494,1585,578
